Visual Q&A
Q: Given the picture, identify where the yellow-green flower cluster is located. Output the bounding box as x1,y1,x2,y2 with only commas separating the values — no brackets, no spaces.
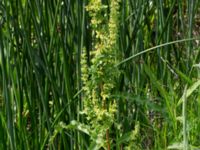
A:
107,0,120,47
81,0,120,147
81,48,88,88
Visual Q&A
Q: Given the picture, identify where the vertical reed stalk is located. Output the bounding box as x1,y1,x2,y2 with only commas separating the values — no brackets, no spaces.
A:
183,86,188,150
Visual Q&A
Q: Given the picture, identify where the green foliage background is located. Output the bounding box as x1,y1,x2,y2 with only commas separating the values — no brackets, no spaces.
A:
0,0,200,150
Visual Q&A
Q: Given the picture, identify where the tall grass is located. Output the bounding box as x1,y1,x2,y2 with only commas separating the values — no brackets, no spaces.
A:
0,0,200,149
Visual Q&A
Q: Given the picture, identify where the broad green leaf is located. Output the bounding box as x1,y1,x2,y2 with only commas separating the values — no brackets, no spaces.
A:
67,120,91,135
174,68,192,84
167,142,183,149
177,80,200,106
116,132,133,145
193,63,200,68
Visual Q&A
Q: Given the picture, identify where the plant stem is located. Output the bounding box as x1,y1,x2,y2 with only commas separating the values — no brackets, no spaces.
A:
106,129,110,150
183,86,188,150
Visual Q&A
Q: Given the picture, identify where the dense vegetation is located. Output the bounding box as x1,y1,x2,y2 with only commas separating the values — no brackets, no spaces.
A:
0,0,200,149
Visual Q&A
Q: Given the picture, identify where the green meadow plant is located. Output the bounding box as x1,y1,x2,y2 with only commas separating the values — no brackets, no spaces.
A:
0,0,200,150
79,0,120,149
